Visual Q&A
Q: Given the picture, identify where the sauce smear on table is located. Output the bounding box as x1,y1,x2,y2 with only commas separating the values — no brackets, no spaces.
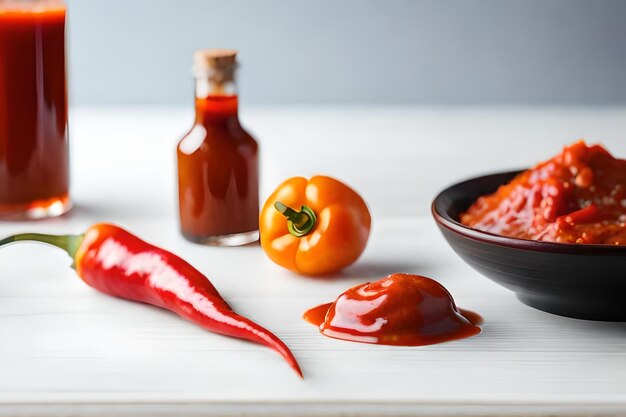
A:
303,273,481,346
461,141,626,245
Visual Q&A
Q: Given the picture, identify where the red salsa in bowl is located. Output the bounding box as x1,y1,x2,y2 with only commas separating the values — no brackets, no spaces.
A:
461,141,626,245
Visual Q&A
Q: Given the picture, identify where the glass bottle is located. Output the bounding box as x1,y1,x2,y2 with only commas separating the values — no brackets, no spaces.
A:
0,0,71,219
177,49,259,246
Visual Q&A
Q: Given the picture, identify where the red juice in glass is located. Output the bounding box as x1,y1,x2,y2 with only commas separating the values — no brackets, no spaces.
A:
0,0,70,219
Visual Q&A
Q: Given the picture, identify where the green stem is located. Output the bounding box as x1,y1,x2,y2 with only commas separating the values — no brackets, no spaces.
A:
0,233,84,259
274,201,317,237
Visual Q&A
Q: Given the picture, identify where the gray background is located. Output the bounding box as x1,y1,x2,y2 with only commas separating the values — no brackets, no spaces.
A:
66,0,626,106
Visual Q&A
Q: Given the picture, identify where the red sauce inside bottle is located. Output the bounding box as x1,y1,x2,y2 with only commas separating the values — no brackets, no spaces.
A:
0,3,70,218
303,273,481,346
461,141,626,244
177,94,259,242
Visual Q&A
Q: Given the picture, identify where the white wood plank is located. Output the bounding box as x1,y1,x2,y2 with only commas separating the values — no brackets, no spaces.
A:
1,107,626,416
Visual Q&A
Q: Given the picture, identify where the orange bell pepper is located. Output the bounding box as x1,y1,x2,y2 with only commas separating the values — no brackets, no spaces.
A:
260,175,371,275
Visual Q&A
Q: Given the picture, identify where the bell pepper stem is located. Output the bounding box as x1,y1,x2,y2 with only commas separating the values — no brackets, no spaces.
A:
0,233,84,260
274,201,317,237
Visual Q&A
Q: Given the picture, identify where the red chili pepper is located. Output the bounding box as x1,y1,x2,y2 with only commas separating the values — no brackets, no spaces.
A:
0,223,302,378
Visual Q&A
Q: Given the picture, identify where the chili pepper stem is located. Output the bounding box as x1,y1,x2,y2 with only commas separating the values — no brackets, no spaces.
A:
0,233,84,260
274,201,317,237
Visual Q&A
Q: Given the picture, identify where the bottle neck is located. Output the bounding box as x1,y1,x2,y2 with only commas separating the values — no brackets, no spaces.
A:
194,78,239,124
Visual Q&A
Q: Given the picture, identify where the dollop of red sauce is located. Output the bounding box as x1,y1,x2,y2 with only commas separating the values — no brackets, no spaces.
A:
303,273,481,346
461,141,626,245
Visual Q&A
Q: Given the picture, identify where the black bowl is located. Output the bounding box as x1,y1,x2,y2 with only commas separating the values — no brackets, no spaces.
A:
432,170,626,321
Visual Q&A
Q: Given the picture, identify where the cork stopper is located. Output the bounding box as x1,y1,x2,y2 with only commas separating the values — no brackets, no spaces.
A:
193,48,238,84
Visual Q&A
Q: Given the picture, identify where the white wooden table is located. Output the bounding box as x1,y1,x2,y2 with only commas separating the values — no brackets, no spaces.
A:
1,107,626,416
